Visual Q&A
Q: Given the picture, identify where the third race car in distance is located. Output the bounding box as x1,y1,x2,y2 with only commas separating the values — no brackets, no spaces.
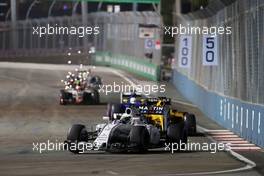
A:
59,68,101,105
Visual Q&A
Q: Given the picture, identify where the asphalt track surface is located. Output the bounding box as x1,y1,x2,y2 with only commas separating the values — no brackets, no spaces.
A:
0,62,263,176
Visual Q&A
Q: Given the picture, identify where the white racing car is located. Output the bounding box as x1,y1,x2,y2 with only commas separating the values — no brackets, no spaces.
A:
64,105,189,154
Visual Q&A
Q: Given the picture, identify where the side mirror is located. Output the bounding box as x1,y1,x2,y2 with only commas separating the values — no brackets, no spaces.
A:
102,116,110,121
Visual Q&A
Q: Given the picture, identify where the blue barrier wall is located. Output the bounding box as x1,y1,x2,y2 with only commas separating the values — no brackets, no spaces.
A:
173,70,264,148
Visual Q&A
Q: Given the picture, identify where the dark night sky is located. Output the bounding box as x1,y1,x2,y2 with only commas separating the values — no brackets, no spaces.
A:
0,0,155,21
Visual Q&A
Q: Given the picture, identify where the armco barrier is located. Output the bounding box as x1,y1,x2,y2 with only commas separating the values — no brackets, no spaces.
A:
173,70,264,148
94,52,160,81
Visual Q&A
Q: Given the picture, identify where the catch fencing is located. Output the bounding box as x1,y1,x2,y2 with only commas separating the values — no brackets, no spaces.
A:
173,0,264,147
0,11,161,80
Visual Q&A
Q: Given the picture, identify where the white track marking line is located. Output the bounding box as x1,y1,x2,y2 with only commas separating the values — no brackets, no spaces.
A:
111,69,257,175
106,171,119,175
111,68,197,107
171,99,197,108
110,70,137,88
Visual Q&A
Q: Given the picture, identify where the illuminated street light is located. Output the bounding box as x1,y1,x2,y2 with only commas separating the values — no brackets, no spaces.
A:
48,0,57,17
26,0,40,20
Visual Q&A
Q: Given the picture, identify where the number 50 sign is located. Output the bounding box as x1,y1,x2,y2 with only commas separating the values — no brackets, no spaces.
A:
203,35,218,66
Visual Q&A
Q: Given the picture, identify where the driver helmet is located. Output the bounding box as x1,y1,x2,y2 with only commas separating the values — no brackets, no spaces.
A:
130,97,136,104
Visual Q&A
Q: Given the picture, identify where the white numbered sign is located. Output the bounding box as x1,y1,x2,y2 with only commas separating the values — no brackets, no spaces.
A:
203,35,218,66
178,35,192,68
145,39,154,49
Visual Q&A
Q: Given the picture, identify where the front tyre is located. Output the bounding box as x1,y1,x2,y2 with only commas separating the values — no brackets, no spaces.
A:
109,103,125,120
129,126,150,152
66,124,88,154
60,90,67,105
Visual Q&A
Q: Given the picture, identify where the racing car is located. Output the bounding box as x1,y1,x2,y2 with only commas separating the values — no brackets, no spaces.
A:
108,94,196,135
64,98,191,153
60,86,99,105
143,97,196,136
59,70,100,105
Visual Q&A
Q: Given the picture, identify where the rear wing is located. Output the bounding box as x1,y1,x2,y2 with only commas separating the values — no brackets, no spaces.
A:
146,97,171,106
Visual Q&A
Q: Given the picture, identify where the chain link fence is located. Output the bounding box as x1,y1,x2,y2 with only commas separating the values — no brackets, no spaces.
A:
0,16,86,58
0,11,161,65
174,0,264,105
173,0,264,147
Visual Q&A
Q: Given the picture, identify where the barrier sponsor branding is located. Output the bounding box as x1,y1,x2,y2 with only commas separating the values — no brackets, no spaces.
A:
94,52,160,81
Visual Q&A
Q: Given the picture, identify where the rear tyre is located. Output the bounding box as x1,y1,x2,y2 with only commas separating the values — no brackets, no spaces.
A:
83,92,91,105
167,121,187,151
129,126,150,152
93,90,100,104
185,113,196,136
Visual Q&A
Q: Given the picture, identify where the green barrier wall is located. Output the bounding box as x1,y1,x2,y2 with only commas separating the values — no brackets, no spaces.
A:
94,52,160,81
